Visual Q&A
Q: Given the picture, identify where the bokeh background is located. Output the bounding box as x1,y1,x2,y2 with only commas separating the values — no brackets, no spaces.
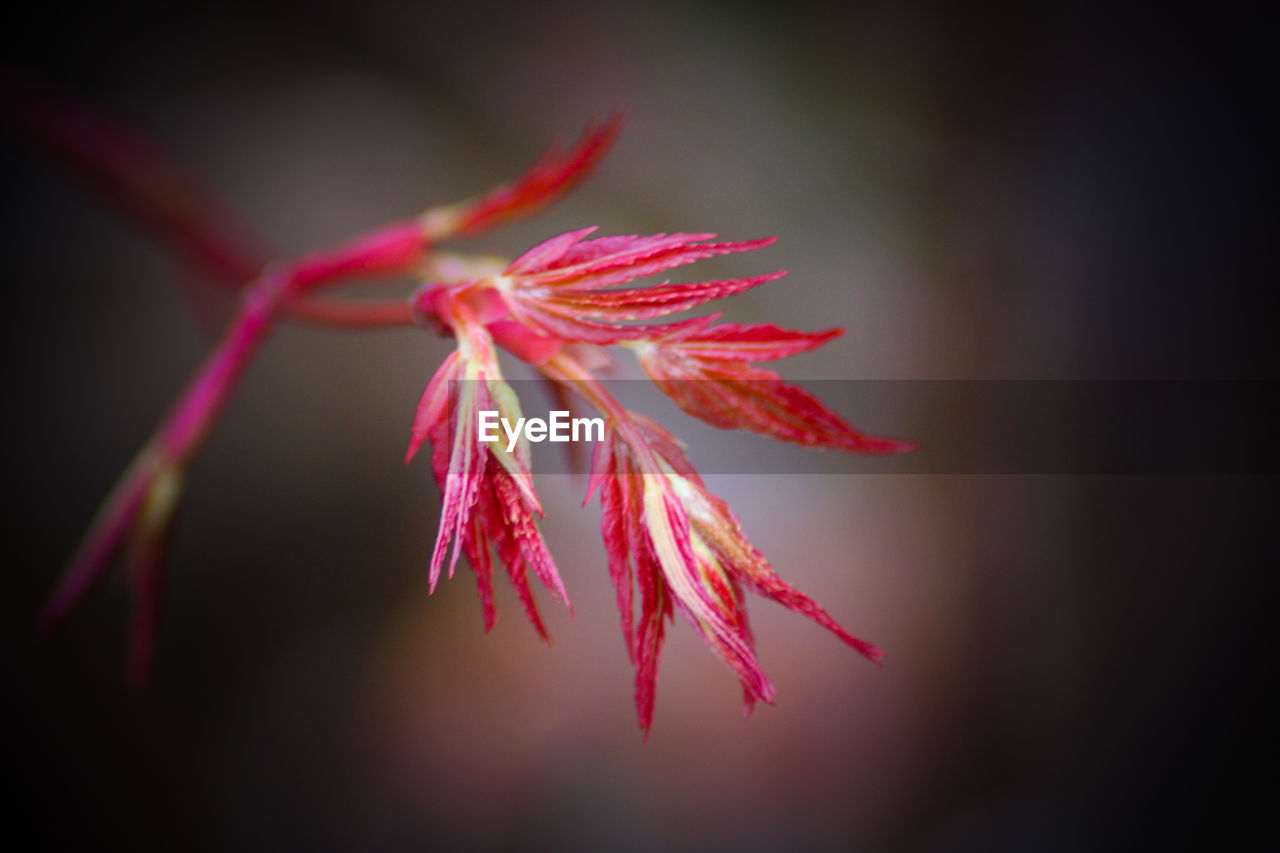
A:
3,2,1273,850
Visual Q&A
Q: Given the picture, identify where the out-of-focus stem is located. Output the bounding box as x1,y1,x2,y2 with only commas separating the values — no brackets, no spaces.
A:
159,267,289,457
0,70,267,288
39,219,438,636
288,221,429,292
38,267,290,636
37,446,159,634
123,464,184,689
282,296,416,329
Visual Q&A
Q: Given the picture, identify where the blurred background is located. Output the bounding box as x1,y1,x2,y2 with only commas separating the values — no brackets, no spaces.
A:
2,1,1273,850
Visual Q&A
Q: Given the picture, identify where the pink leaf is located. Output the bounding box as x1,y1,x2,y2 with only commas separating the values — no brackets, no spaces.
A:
543,271,786,321
641,354,914,454
658,321,843,362
445,115,623,238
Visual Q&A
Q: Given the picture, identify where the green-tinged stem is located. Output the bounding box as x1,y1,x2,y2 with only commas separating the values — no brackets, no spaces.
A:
37,446,159,634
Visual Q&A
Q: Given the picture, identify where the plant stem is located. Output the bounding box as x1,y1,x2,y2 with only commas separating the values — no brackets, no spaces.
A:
159,267,290,458
282,296,416,329
38,267,291,634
